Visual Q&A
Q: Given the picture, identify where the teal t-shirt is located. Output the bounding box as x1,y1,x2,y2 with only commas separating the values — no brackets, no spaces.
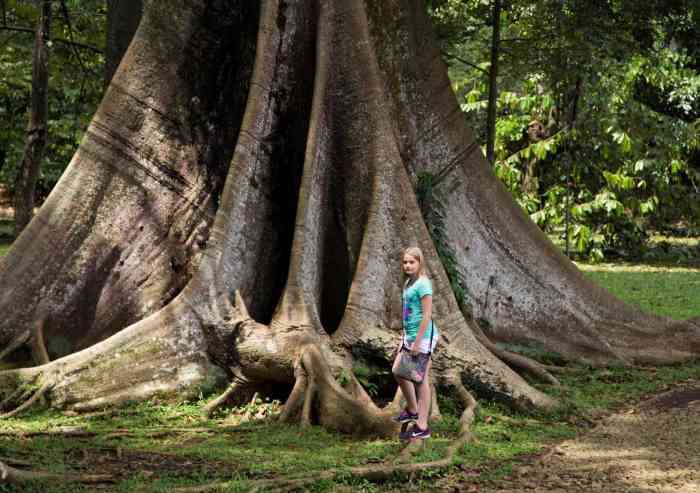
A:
402,277,437,341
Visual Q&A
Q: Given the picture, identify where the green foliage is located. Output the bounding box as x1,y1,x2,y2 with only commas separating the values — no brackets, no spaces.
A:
351,364,381,396
435,0,700,261
0,0,106,200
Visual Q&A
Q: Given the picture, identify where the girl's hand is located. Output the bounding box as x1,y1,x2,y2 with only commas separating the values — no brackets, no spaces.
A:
409,342,420,355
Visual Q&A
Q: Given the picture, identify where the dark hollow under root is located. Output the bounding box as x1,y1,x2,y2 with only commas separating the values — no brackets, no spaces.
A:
0,378,52,419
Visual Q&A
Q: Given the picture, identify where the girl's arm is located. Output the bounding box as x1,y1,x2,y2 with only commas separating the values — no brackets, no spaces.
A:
410,294,432,353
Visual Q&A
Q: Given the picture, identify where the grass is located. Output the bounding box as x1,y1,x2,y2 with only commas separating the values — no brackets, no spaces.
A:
577,262,700,319
1,223,700,491
3,359,700,492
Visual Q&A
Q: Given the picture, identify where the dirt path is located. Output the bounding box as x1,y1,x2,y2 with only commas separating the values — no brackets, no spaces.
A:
472,381,700,493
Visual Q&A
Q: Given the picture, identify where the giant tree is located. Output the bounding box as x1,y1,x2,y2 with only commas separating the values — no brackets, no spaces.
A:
1,0,699,441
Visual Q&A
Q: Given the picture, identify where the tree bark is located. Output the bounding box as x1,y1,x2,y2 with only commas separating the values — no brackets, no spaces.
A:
105,0,143,87
0,0,258,358
0,0,698,436
13,0,51,236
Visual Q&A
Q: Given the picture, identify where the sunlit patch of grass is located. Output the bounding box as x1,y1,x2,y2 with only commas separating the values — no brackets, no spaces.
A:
576,262,700,319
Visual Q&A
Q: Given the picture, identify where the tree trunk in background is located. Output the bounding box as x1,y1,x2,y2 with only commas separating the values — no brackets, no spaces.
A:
13,0,51,236
485,0,500,165
105,0,143,87
0,0,698,435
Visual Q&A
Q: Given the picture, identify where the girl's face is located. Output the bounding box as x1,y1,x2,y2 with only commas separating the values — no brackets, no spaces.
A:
402,254,420,277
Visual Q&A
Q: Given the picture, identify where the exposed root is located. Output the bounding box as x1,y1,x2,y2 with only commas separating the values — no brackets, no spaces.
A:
0,375,39,411
495,348,561,386
541,364,580,375
397,435,426,462
430,381,441,421
102,427,219,440
0,457,32,467
274,344,392,435
448,374,477,452
0,330,30,362
201,370,248,418
279,369,308,423
0,425,239,441
0,460,113,484
388,387,403,411
31,314,50,365
0,379,52,419
301,380,317,428
0,426,93,438
471,323,560,386
175,374,478,493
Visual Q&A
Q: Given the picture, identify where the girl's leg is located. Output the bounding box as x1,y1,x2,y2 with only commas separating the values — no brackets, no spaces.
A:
393,350,418,413
415,359,432,429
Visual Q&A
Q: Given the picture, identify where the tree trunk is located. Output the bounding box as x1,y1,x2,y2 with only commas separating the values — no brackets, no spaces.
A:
0,0,698,435
0,0,258,358
13,0,51,236
485,0,500,165
105,0,143,87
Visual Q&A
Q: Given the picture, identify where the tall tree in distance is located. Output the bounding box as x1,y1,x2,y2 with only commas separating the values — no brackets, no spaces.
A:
485,0,500,165
0,0,697,442
13,0,51,235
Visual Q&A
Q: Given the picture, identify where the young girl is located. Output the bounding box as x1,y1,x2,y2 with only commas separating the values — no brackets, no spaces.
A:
392,246,439,440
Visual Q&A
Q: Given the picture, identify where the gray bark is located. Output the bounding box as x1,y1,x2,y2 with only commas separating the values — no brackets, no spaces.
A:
0,0,258,357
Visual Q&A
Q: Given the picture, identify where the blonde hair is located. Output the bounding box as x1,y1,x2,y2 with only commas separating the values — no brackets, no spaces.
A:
402,246,427,278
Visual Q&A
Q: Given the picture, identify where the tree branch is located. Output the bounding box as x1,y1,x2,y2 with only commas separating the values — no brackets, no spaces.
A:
0,460,113,484
0,25,101,53
501,37,530,43
201,377,245,417
442,51,489,75
58,0,95,75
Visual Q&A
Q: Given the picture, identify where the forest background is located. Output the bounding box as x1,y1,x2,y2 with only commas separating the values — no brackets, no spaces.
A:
1,0,699,262
1,1,700,492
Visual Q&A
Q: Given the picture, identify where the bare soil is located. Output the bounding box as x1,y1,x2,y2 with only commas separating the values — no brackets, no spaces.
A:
459,379,700,493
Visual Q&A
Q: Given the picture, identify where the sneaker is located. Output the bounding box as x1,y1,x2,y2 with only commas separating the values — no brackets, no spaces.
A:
399,427,413,441
409,425,431,440
393,408,419,423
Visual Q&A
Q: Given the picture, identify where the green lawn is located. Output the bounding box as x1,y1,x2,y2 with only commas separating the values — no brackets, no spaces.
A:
1,226,700,492
2,360,700,493
578,263,700,320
